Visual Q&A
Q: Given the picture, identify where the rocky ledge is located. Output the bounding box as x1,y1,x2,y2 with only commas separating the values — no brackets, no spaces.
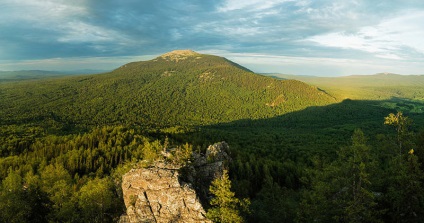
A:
119,142,231,223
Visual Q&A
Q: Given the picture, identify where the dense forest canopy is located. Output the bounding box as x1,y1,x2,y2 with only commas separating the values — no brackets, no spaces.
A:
1,50,424,222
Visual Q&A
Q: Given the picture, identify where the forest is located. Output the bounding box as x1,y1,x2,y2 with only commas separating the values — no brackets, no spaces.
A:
1,51,424,222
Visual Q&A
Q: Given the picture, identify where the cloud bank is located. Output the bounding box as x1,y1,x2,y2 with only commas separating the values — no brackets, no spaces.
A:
0,0,423,75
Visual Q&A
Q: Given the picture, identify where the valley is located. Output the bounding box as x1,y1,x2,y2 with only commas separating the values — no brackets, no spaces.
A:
271,73,424,101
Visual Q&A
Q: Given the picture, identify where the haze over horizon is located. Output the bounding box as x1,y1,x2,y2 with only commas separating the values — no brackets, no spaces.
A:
1,0,424,76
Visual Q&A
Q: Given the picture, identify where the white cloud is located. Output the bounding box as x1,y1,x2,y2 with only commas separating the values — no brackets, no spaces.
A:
308,33,382,53
0,0,132,47
295,0,362,23
307,10,424,60
1,0,424,75
218,0,293,12
57,21,129,45
376,54,403,60
375,11,424,53
0,0,87,24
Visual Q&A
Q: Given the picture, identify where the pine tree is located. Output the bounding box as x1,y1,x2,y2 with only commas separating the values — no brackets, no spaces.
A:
207,170,249,223
383,113,424,222
384,112,412,155
298,129,379,222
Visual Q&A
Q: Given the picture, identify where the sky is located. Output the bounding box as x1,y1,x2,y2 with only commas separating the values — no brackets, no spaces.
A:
1,0,424,76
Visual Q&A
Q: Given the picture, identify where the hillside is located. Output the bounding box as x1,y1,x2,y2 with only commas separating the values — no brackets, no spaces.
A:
273,73,424,100
0,50,336,131
2,51,424,223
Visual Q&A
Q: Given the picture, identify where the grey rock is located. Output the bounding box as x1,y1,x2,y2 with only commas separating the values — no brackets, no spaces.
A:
120,142,230,223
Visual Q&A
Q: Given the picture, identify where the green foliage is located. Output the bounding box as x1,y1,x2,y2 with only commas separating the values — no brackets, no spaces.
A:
141,139,162,162
0,171,31,223
384,112,413,154
39,163,76,222
383,154,424,222
0,53,336,131
2,51,424,222
379,113,424,222
0,122,204,222
273,73,424,100
250,175,298,223
78,177,117,223
207,170,250,223
0,126,169,222
0,170,49,223
167,143,193,165
298,129,380,223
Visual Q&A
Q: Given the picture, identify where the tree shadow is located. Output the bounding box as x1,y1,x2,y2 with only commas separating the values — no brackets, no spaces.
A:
175,98,424,162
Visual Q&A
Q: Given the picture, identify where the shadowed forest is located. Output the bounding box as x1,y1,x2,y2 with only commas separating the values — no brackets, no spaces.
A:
1,52,424,222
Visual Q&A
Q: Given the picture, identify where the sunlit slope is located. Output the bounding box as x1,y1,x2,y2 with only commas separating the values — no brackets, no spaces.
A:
273,73,424,100
0,50,336,129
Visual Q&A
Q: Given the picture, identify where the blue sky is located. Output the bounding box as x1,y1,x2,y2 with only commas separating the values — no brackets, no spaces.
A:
0,0,424,76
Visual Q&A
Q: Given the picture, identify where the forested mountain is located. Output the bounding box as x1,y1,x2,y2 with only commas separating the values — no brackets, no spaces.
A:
0,50,336,132
1,50,424,223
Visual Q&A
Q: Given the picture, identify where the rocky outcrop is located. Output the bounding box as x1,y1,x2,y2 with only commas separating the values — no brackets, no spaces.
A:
160,50,201,62
120,142,230,223
120,163,209,223
189,142,231,204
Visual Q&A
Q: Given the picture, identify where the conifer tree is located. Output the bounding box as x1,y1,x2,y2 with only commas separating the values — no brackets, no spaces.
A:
298,129,379,222
383,113,424,222
384,112,412,155
207,170,250,223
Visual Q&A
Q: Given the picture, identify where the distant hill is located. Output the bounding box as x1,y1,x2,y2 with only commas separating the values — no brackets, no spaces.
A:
0,50,336,131
271,73,424,100
0,70,67,81
0,70,107,82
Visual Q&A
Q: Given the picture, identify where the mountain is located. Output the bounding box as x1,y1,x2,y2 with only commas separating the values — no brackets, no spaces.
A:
3,51,424,223
0,70,69,81
0,70,107,82
0,50,336,131
272,73,424,100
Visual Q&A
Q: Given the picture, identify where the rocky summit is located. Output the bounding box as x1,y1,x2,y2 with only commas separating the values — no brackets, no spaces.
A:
159,49,201,62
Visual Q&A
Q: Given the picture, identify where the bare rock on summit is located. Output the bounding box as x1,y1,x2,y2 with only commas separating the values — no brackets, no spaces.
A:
160,50,200,62
120,141,231,223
